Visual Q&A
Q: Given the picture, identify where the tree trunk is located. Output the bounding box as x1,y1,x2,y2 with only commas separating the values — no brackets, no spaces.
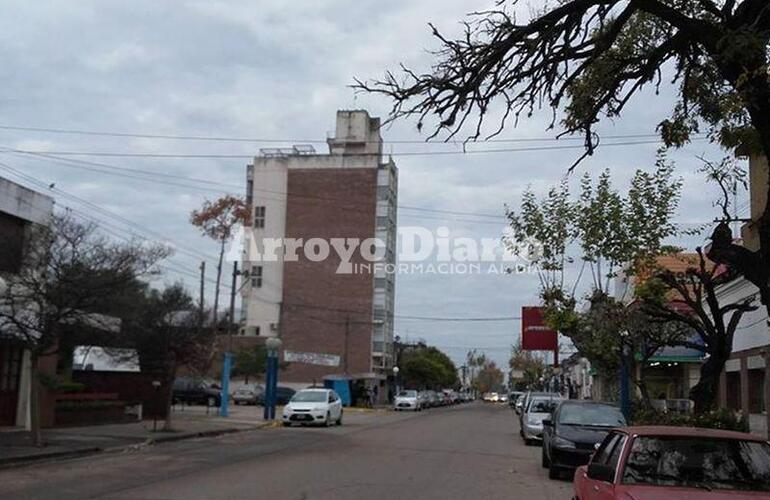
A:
690,352,728,415
212,238,226,329
162,362,177,432
29,354,43,447
635,377,653,411
710,43,770,319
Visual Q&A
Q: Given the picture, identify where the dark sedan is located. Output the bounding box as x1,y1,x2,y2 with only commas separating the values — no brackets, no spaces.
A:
542,400,626,479
256,386,296,406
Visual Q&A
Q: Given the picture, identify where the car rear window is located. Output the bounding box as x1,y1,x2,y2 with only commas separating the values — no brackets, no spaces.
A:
622,436,770,491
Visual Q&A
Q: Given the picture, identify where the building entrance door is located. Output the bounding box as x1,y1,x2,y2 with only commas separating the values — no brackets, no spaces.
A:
0,343,23,426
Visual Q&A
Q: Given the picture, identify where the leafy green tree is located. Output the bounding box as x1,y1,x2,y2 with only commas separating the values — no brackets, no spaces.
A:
506,153,684,302
401,346,458,389
359,1,770,319
473,360,505,395
0,216,169,445
509,341,546,390
504,159,699,407
232,344,267,384
118,283,215,429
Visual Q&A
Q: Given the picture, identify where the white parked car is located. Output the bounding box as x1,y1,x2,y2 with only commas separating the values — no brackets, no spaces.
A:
394,390,421,411
282,388,343,427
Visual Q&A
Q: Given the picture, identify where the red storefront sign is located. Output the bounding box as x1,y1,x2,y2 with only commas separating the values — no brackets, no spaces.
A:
521,306,558,351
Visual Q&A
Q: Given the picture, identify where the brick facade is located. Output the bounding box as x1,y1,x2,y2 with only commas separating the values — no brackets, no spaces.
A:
279,168,377,383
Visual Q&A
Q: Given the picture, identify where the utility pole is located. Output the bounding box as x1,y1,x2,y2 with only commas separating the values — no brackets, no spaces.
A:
227,261,238,350
198,261,206,323
220,261,238,418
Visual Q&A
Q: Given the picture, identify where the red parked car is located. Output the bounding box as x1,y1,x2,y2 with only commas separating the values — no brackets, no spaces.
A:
573,426,770,499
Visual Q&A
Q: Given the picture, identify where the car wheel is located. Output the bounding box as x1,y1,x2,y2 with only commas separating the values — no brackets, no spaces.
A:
336,411,342,426
548,463,560,480
524,438,533,446
541,447,550,468
325,411,332,427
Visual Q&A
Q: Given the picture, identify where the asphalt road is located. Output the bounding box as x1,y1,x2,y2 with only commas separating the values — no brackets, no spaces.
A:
0,402,571,500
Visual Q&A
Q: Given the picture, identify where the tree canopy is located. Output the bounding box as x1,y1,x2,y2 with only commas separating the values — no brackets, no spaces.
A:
359,1,770,317
400,346,458,389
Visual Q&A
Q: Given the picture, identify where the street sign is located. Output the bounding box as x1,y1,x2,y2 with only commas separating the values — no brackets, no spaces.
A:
521,306,557,351
284,350,341,367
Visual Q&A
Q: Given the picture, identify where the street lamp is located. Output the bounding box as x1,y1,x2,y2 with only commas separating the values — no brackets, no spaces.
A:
263,337,283,420
392,366,400,397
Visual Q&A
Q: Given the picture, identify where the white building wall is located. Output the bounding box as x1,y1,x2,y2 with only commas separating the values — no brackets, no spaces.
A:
242,162,287,337
716,278,769,353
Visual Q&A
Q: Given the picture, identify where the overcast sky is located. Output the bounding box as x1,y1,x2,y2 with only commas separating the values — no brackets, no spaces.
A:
0,1,741,369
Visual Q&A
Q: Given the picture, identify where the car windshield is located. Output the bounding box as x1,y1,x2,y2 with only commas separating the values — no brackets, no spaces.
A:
622,436,770,491
399,390,417,397
528,398,558,413
558,404,625,427
290,391,327,403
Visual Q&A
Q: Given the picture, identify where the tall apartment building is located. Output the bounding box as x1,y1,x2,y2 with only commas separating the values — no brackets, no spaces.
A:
241,110,397,386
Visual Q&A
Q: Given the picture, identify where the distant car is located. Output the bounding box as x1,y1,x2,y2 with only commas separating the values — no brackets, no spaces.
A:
518,391,559,433
541,400,626,479
521,393,562,445
256,386,296,406
573,426,770,499
509,391,524,408
394,390,421,411
514,394,525,414
282,388,343,427
418,391,431,409
232,385,264,406
172,377,221,407
482,392,499,402
498,393,509,403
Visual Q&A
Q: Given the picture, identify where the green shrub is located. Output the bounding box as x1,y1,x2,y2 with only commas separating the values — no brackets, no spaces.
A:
631,407,749,433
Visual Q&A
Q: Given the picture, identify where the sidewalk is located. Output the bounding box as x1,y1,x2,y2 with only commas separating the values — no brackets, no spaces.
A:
0,404,272,468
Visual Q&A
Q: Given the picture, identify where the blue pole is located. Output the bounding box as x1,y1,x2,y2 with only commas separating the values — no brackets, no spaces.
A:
263,354,274,420
620,360,630,419
220,351,232,417
268,354,278,420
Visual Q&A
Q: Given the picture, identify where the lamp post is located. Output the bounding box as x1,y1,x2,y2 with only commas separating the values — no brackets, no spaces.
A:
151,380,161,432
263,337,282,420
392,366,400,397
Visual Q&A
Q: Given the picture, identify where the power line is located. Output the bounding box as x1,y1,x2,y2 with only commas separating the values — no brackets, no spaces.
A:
8,137,709,158
0,123,708,144
0,162,225,271
4,149,517,223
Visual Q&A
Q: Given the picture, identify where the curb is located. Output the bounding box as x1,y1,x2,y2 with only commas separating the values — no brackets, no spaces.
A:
0,447,102,470
0,422,271,470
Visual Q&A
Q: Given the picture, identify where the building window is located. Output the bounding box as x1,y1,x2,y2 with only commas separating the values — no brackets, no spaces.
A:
253,206,266,228
251,265,263,288
0,212,26,274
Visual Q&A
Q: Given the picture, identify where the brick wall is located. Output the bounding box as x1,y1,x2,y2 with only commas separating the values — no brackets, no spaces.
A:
73,371,169,418
279,167,377,383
